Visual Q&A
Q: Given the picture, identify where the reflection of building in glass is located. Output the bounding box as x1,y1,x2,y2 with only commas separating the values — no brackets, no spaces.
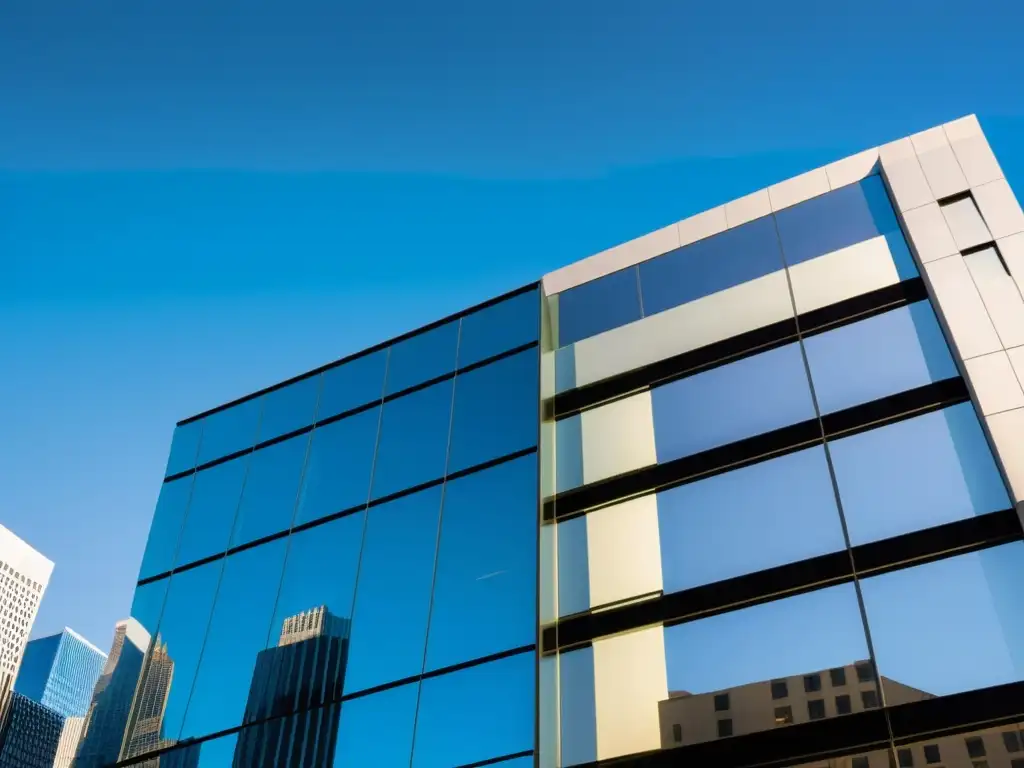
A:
54,715,85,768
0,690,64,768
232,606,350,767
73,619,150,768
15,627,107,719
659,660,931,747
121,637,175,760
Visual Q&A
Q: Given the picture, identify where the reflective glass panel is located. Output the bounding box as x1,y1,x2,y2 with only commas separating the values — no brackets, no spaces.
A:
230,435,309,548
294,407,380,526
139,476,193,580
411,652,535,768
554,414,583,495
804,302,957,415
370,380,453,500
447,350,539,474
332,683,418,767
158,728,237,767
658,446,845,592
196,397,262,466
165,420,203,477
344,486,442,693
175,455,248,567
556,267,642,348
130,578,170,641
425,457,537,671
560,646,597,766
861,542,1024,699
639,215,784,316
140,560,223,744
233,705,341,767
317,349,387,422
651,342,816,463
556,514,590,617
384,320,460,396
831,403,1010,546
458,288,540,368
256,374,320,443
555,344,576,394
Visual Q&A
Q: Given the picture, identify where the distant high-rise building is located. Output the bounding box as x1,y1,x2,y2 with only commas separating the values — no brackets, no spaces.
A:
15,628,107,719
120,637,174,760
0,523,53,718
54,715,84,768
0,690,63,768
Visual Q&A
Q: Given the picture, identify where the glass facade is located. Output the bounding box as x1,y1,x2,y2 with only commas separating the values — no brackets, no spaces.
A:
0,691,63,768
14,628,106,719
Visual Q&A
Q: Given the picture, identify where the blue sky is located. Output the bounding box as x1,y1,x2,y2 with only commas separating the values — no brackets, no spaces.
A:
0,0,1022,651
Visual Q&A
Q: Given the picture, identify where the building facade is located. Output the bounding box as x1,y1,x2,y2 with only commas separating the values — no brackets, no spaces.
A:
0,690,64,768
54,716,85,768
16,627,107,720
112,115,1024,768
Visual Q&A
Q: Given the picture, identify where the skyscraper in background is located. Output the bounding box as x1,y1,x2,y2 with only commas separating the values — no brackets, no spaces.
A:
15,628,107,719
0,691,63,768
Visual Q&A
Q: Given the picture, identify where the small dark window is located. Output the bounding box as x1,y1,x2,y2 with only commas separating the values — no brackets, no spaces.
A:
770,680,789,700
923,744,941,764
1011,759,1024,768
898,747,915,767
807,699,826,720
966,737,987,758
672,723,682,744
717,719,733,738
773,706,793,725
714,693,730,712
804,673,822,693
861,689,879,709
856,661,874,683
1004,731,1023,753
830,667,847,687
852,758,870,768
835,694,852,715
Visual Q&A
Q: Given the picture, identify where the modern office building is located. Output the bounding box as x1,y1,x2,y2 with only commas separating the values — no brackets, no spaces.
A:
0,690,63,768
15,627,107,720
54,715,85,768
111,114,1024,768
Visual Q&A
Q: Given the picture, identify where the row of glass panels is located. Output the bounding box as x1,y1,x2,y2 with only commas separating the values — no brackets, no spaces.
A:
129,454,538,756
554,176,913,349
142,347,538,579
165,288,539,476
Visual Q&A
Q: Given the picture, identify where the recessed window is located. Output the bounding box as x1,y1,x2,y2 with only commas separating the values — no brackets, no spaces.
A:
774,706,793,725
923,744,941,764
861,689,879,709
804,673,822,693
713,692,730,712
852,758,869,768
830,667,847,687
717,719,733,738
1004,731,1022,753
855,661,874,683
898,747,914,767
672,723,682,744
966,737,987,758
1011,758,1024,768
835,694,852,715
770,680,789,700
807,699,826,720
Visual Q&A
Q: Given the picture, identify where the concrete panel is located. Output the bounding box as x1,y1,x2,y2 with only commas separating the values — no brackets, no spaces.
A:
940,196,993,251
923,255,1002,361
1008,346,1024,389
963,247,1024,349
902,203,959,264
676,206,727,249
580,391,657,485
768,168,830,212
586,495,663,610
725,189,771,228
986,407,1024,503
964,352,1024,416
998,233,1024,297
974,179,1024,240
543,223,680,296
825,148,880,191
787,235,900,315
911,126,969,200
572,270,794,389
593,626,668,761
879,138,935,213
944,115,1004,188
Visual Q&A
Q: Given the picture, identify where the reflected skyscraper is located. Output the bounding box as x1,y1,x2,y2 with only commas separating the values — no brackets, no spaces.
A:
121,637,174,760
15,628,107,720
0,690,63,768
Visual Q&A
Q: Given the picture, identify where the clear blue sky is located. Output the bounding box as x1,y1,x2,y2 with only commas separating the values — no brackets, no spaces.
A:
0,0,1022,651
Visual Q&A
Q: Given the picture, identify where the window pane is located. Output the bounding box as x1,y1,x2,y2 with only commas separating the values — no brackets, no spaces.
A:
557,515,590,618
458,288,540,368
333,683,418,767
557,268,642,347
317,349,387,422
182,540,287,740
941,196,993,251
448,350,539,474
294,407,380,527
139,477,193,580
384,321,460,396
554,414,583,494
370,381,453,500
560,646,597,766
831,403,1010,546
344,486,442,694
639,215,784,316
175,456,248,567
169,731,237,766
658,446,845,592
555,344,576,394
231,435,309,548
256,375,320,443
411,652,535,768
651,342,815,463
196,397,262,466
166,420,203,477
233,705,341,766
425,457,537,671
861,542,1024,699
803,302,957,415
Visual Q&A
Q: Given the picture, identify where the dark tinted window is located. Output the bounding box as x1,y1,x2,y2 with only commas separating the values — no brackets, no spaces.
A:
230,434,309,547
924,744,941,764
835,694,852,715
716,718,733,738
771,680,789,700
139,477,193,579
804,673,822,692
861,689,879,708
807,699,826,720
1004,731,1022,752
175,455,247,567
830,667,847,686
384,320,459,396
966,737,986,758
556,267,642,347
457,289,539,368
165,420,203,476
773,706,793,725
196,397,262,466
317,349,387,421
256,375,320,443
332,682,418,766
898,747,914,767
713,693,730,712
